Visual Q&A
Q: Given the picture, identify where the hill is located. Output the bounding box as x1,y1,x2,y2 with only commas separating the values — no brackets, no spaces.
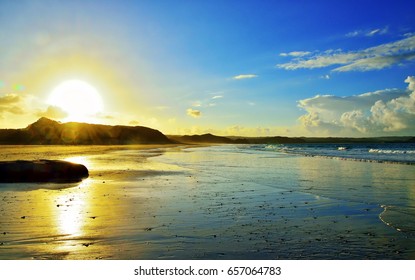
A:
169,134,415,144
168,133,235,144
0,118,413,145
0,117,173,145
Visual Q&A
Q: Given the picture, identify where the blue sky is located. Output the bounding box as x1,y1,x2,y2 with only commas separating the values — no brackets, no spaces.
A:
0,0,414,136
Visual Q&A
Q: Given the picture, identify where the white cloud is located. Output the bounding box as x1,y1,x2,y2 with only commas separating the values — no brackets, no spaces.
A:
406,76,415,91
367,29,381,37
334,52,415,72
340,110,370,133
280,51,311,57
212,95,223,99
369,26,389,36
277,35,415,72
346,26,389,38
233,74,258,80
191,94,224,109
186,108,201,118
297,76,415,135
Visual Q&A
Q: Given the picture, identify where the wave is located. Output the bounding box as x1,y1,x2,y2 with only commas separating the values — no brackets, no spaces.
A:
369,149,415,154
379,205,415,236
300,153,415,165
245,143,415,165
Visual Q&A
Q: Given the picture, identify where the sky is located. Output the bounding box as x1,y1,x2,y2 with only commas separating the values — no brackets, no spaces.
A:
0,0,414,137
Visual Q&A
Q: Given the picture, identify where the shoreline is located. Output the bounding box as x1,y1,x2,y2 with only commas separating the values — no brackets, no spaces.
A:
299,153,415,165
0,144,414,259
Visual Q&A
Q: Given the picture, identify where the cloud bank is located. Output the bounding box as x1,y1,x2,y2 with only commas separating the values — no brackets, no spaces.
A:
0,94,24,118
0,93,68,124
277,35,415,72
298,76,415,135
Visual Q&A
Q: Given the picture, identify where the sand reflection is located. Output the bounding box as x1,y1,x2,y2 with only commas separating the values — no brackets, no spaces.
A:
295,156,415,205
53,157,91,244
47,179,91,254
56,187,87,236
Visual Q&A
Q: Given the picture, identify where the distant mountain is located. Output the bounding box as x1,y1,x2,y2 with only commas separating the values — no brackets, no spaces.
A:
0,117,173,145
1,118,413,145
169,133,235,144
231,136,415,144
169,134,415,144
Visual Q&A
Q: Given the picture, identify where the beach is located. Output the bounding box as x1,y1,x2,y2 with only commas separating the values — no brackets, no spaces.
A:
0,144,414,259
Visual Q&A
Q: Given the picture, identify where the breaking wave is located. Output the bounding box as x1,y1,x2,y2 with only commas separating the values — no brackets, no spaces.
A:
244,143,415,165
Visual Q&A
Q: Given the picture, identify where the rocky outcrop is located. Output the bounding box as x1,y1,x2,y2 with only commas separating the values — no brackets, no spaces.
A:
0,160,89,183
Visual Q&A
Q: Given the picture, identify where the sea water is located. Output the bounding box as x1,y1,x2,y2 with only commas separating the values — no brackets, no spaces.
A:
255,142,415,164
152,144,415,258
1,144,415,259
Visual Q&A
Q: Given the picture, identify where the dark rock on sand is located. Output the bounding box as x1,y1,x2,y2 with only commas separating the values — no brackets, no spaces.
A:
0,160,89,183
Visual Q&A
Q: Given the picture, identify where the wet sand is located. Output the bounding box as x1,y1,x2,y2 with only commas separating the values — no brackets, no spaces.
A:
0,145,414,259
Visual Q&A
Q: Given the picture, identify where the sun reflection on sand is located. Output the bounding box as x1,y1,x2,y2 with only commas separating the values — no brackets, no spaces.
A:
57,194,85,236
53,179,92,252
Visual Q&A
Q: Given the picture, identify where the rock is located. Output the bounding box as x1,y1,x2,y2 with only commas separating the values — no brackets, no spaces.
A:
0,160,89,183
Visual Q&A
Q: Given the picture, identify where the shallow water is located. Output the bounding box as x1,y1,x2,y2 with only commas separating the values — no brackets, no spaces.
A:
0,144,414,259
152,145,415,259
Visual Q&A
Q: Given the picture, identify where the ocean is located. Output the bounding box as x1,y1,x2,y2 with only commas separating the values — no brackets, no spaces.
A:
0,143,414,259
254,142,415,165
152,143,415,258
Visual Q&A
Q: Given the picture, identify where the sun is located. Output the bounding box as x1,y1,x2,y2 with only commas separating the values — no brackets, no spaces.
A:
48,79,104,122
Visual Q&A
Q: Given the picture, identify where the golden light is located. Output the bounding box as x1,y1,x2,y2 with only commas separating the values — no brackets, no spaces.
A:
55,179,92,243
48,79,104,122
57,193,85,236
64,156,92,170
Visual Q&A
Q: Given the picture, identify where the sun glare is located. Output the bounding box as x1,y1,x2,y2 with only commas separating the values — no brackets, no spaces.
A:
48,79,104,122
